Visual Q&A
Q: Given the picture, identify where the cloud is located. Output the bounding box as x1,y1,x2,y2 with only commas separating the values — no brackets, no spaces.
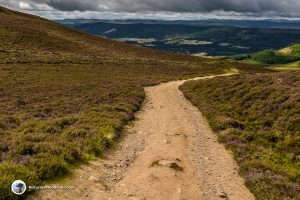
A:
19,1,32,10
1,0,300,19
29,0,103,11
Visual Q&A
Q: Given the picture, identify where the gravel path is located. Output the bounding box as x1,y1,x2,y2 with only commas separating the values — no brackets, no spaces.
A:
30,74,255,200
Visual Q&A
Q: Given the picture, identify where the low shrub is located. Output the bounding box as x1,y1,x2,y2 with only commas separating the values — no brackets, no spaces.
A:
180,71,300,199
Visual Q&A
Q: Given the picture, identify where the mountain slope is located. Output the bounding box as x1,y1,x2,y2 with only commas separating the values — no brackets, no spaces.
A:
181,71,300,200
0,6,208,64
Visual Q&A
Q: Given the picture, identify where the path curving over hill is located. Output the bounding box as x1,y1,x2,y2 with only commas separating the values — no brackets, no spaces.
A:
30,74,254,200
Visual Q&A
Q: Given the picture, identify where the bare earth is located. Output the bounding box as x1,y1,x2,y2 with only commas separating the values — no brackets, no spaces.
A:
30,75,255,200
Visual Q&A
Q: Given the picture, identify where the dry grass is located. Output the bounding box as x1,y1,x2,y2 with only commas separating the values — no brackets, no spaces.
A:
280,47,293,55
180,71,300,200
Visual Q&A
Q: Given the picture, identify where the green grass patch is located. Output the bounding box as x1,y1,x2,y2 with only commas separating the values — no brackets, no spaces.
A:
230,43,300,68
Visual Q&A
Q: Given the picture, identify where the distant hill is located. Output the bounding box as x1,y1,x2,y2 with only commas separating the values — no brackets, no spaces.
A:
231,43,300,69
58,19,300,56
58,19,300,30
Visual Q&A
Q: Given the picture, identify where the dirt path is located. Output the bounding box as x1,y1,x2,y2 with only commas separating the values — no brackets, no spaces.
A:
30,75,255,200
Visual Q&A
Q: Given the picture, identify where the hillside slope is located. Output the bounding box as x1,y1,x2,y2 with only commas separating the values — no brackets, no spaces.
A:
181,72,300,200
0,6,208,64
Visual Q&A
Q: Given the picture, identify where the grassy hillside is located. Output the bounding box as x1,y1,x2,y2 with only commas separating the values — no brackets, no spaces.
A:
231,43,300,68
0,6,268,200
180,72,300,200
0,6,209,64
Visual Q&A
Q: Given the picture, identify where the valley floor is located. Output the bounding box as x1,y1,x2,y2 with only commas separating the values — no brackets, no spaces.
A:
30,75,254,200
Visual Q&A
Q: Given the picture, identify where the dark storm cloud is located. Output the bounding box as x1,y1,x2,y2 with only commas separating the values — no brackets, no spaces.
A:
28,0,300,16
1,0,300,18
30,0,101,11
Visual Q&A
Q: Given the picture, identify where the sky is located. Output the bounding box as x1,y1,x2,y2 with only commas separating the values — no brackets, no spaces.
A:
1,0,300,20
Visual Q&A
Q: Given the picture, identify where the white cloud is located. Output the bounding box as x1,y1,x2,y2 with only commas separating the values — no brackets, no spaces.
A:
19,1,32,10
